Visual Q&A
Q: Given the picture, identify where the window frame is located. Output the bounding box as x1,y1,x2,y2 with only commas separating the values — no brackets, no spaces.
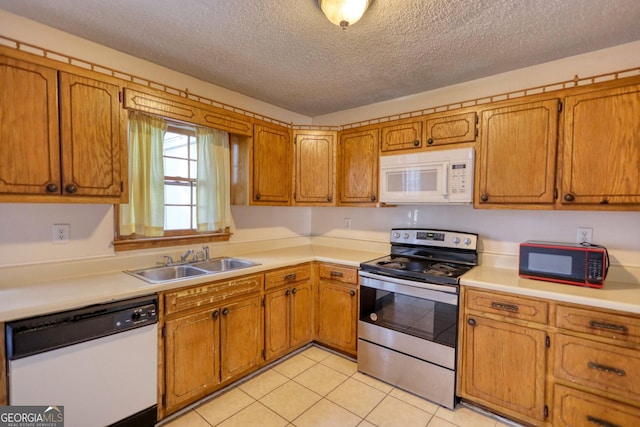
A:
113,118,231,252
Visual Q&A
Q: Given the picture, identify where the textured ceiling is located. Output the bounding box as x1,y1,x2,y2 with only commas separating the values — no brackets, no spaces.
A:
1,0,640,117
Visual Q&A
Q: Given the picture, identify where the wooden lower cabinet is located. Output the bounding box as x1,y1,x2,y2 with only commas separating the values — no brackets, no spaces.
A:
315,263,358,356
0,322,6,406
553,384,640,427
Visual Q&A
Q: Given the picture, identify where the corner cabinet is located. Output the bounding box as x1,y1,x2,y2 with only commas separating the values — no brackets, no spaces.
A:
560,83,640,206
475,98,560,208
315,263,359,356
338,128,379,205
293,131,336,205
0,53,126,203
252,123,292,205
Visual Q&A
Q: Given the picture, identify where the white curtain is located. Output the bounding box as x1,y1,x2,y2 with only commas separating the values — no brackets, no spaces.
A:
196,126,231,231
119,111,167,237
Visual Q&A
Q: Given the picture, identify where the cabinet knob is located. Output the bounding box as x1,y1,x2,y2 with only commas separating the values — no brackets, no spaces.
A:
370,195,376,202
413,139,420,147
255,193,261,200
327,195,333,202
45,183,59,193
600,198,609,204
292,288,297,295
564,193,575,202
285,289,291,296
212,310,219,319
480,194,489,202
65,184,78,194
467,318,476,327
222,308,229,316
349,290,356,297
427,138,434,145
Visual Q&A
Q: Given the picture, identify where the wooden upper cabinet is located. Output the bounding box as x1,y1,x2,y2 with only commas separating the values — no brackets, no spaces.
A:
122,87,252,136
0,55,60,196
59,72,125,199
252,123,292,205
560,83,640,206
476,98,560,207
293,130,336,205
425,111,477,147
380,119,423,152
338,128,379,205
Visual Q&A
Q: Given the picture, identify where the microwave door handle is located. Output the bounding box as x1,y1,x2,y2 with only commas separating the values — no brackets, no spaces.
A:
442,163,449,197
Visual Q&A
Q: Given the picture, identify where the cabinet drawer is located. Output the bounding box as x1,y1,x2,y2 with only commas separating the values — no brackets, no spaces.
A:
465,289,548,324
265,264,311,290
553,384,640,427
318,264,358,284
554,334,640,402
556,305,640,345
164,274,263,315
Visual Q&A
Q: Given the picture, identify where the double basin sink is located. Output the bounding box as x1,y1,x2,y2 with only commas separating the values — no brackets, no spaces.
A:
126,257,260,284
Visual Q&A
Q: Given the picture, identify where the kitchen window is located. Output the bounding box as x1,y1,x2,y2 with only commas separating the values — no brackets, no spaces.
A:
113,112,231,251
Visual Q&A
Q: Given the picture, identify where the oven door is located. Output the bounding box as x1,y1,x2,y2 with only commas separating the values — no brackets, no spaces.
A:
358,271,458,369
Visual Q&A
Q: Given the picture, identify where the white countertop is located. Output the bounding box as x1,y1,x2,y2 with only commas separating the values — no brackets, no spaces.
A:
1,240,639,322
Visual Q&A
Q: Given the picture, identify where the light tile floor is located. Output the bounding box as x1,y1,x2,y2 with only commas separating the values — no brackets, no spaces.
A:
161,346,516,427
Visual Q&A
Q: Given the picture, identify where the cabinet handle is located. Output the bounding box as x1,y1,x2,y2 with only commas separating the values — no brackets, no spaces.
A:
427,138,434,145
327,195,333,202
413,139,420,147
285,273,297,281
589,320,628,334
292,288,297,295
587,361,626,377
491,302,519,313
467,318,476,327
212,310,219,319
586,415,621,427
564,193,575,202
330,271,344,277
45,183,59,193
349,290,356,297
480,194,489,202
64,184,78,194
255,193,261,200
285,289,291,296
222,308,229,316
370,195,376,202
600,198,609,204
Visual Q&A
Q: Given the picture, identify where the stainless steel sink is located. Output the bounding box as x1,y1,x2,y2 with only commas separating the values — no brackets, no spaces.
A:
192,257,260,272
125,257,260,283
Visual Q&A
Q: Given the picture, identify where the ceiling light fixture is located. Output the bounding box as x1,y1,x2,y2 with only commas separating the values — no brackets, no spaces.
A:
318,0,371,29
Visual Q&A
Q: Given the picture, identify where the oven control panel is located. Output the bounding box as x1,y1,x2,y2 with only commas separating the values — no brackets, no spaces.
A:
391,228,477,250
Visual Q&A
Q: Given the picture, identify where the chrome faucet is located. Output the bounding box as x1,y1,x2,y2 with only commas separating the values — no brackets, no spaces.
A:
161,255,174,266
202,246,210,261
180,249,194,263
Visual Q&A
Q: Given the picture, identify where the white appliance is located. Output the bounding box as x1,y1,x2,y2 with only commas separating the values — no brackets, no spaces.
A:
379,147,474,204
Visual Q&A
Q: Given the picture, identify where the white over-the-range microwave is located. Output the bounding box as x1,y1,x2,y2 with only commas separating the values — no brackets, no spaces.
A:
379,147,474,204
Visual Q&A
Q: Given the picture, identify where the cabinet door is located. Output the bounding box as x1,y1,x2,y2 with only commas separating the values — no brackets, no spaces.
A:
460,314,547,423
476,99,559,207
0,322,6,406
425,111,477,147
264,289,290,361
317,280,358,355
290,281,313,348
380,119,422,152
553,384,640,427
59,72,124,199
561,84,640,205
164,309,220,414
252,123,291,205
220,296,263,382
0,55,60,195
294,130,336,205
338,128,379,205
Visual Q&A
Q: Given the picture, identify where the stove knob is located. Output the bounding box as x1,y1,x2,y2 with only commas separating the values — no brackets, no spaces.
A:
464,238,472,245
453,237,461,244
392,232,401,238
403,232,410,239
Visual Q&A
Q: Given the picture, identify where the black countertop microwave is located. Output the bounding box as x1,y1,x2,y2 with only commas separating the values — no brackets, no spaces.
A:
519,241,609,288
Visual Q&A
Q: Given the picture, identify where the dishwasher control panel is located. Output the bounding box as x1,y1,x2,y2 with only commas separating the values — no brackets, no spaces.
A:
114,303,157,329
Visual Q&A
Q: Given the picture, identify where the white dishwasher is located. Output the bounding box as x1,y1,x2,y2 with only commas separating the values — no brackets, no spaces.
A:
5,295,158,427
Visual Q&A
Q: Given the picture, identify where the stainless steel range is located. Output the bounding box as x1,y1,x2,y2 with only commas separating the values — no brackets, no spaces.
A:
358,228,478,409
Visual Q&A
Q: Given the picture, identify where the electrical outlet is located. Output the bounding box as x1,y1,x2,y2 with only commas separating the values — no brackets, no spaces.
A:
53,224,70,244
577,227,593,244
344,218,352,230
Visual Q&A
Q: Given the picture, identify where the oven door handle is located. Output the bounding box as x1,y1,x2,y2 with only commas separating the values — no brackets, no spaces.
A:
358,271,459,305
